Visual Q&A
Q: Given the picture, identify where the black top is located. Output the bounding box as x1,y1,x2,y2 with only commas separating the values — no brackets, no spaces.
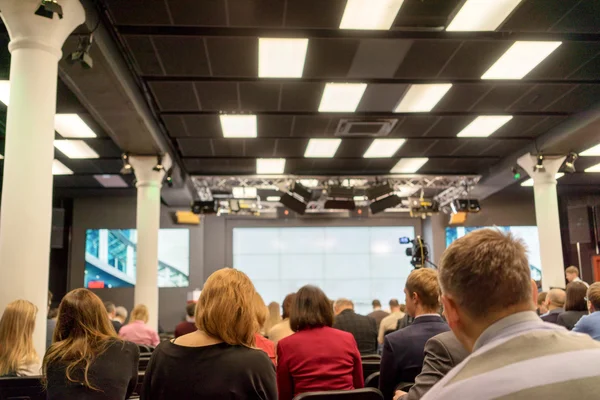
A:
141,340,276,400
45,339,139,400
557,310,588,330
333,309,378,355
111,320,123,334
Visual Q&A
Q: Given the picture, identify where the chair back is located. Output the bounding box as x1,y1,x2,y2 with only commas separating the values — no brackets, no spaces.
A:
0,376,46,400
361,360,380,382
360,354,381,361
138,344,154,353
293,388,383,400
138,355,151,372
364,372,379,389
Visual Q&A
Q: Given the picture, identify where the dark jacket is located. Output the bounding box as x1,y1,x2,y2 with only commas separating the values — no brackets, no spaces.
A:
368,309,389,330
557,310,588,330
333,309,378,355
541,308,564,324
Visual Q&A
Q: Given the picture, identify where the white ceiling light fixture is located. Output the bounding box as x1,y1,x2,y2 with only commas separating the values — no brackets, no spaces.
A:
257,158,286,174
52,160,73,175
94,175,128,188
305,138,342,158
447,0,524,32
363,139,406,158
580,144,600,156
219,114,257,138
482,41,562,80
232,187,258,199
54,140,99,159
521,173,564,186
266,196,281,202
390,158,429,173
457,116,513,137
298,179,320,188
0,80,10,106
259,38,309,78
318,83,367,112
54,114,98,138
340,0,405,30
395,84,452,113
585,163,600,173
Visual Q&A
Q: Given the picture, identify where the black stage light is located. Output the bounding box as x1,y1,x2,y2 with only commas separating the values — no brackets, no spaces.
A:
165,168,174,187
563,152,578,174
191,200,216,215
328,186,354,199
120,153,133,175
324,199,356,210
450,199,481,214
291,181,312,202
35,0,63,19
369,195,402,215
68,34,94,69
153,155,164,172
366,183,393,201
279,193,307,215
535,155,545,173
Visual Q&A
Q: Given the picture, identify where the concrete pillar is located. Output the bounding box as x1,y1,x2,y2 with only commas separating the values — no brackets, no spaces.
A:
518,154,566,290
0,0,84,357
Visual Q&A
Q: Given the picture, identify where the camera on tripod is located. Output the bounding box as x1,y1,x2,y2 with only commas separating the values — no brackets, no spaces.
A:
399,236,429,269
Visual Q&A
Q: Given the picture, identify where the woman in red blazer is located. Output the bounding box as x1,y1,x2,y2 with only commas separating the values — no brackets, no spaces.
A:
276,285,364,399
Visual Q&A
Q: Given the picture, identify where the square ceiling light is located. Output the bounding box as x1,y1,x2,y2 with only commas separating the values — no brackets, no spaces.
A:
585,163,600,173
219,114,257,138
0,80,9,105
581,144,600,156
447,0,524,32
52,160,73,175
364,139,406,158
390,158,429,173
340,0,405,30
94,175,128,188
305,138,342,158
395,84,452,112
259,38,309,78
54,140,99,159
54,114,97,138
257,158,286,174
521,173,564,186
482,41,562,80
457,116,513,137
318,83,367,112
232,187,258,199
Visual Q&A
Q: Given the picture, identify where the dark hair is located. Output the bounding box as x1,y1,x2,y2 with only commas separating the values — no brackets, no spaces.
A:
290,285,333,332
565,282,588,311
372,299,381,308
103,301,115,314
389,299,399,308
185,302,196,318
48,308,59,319
282,293,295,319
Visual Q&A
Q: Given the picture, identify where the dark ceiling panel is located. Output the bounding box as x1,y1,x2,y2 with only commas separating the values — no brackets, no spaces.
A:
550,0,600,33
53,176,104,189
56,80,88,113
59,159,123,174
393,0,463,28
184,158,256,174
396,138,437,157
437,41,513,79
391,116,439,138
570,54,600,80
242,139,278,157
162,115,189,137
195,82,239,111
176,115,222,137
258,115,294,137
166,0,227,26
348,40,412,78
435,84,494,112
508,84,576,112
176,139,214,157
470,85,534,113
478,139,532,157
85,139,123,158
106,0,171,25
123,36,164,75
303,39,360,78
284,0,346,28
394,40,462,78
528,42,600,80
205,37,258,77
336,138,372,158
239,82,281,112
500,0,579,32
148,82,200,111
425,116,473,137
290,116,333,137
280,82,324,111
272,139,310,157
229,0,285,27
357,84,407,112
493,116,563,138
544,84,600,113
152,36,210,76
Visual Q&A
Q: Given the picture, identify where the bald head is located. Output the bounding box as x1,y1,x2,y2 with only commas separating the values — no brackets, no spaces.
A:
546,288,566,310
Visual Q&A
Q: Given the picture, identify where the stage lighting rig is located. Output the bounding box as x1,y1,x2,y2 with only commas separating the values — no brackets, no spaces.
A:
35,0,63,19
534,155,545,173
563,152,578,174
68,34,94,69
120,153,133,175
400,236,432,269
153,155,164,172
165,168,174,187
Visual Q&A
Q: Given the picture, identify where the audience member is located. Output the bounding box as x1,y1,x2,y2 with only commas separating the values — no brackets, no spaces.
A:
43,288,139,399
422,229,600,399
141,268,276,399
269,293,295,346
174,303,197,338
333,298,378,355
368,299,389,330
557,281,588,330
379,269,448,400
396,313,414,330
115,306,128,325
536,291,548,315
119,304,160,347
263,301,282,336
277,285,363,400
253,293,276,364
103,301,122,333
0,300,40,377
573,282,600,340
565,265,589,287
378,299,405,344
46,291,57,350
540,288,565,324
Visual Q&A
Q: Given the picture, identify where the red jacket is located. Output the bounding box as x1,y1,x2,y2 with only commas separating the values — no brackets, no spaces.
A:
277,326,364,400
254,333,276,365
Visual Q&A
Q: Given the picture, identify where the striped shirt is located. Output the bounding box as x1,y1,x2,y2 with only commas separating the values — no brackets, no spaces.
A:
422,311,600,400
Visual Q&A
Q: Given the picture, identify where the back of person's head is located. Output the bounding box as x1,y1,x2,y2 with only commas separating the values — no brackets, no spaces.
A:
115,306,128,321
547,288,566,308
565,281,588,312
185,302,196,318
389,299,400,309
587,283,600,312
334,298,354,313
537,292,547,306
253,293,269,333
405,268,441,312
439,229,532,320
195,268,257,347
43,288,117,390
103,301,116,316
290,285,333,332
265,301,281,331
282,293,295,319
372,299,382,308
0,300,38,376
130,304,149,323
565,265,579,277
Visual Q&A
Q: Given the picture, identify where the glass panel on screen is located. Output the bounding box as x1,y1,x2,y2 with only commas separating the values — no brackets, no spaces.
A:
233,226,415,315
445,226,542,281
84,229,190,289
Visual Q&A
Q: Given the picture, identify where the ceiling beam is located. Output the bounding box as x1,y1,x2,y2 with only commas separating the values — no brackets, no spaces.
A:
161,110,572,117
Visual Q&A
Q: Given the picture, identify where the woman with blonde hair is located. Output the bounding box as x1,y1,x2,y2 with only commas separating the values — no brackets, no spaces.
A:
141,268,276,399
119,304,160,347
263,301,281,335
253,293,276,364
0,300,40,377
43,288,139,399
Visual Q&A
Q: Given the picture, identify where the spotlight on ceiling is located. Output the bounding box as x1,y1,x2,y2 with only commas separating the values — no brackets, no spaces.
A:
192,200,217,215
563,152,578,174
324,199,356,211
120,153,133,175
35,0,63,19
366,183,394,201
165,168,174,187
153,155,164,172
370,195,402,215
511,166,521,180
328,186,355,200
68,34,94,69
280,193,307,215
534,155,545,173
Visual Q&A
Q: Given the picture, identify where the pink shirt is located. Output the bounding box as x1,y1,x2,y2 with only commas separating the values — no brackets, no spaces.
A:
119,320,160,347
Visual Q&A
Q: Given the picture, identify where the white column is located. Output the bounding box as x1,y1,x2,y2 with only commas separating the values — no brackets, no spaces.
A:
0,0,84,357
518,154,566,291
129,155,171,330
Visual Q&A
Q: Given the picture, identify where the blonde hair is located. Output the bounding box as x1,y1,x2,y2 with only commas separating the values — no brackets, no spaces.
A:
566,266,579,276
130,304,149,323
195,268,258,347
406,268,441,311
42,289,119,390
587,282,600,310
0,300,39,376
263,301,281,334
253,294,269,333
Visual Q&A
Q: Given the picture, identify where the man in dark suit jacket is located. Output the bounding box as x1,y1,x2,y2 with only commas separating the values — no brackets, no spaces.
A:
333,298,378,355
541,288,565,324
367,299,389,330
104,301,123,333
380,268,449,400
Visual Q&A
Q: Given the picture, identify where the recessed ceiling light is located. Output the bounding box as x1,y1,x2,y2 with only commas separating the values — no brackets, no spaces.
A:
364,139,406,158
447,0,524,32
93,175,128,188
482,41,562,80
395,84,452,113
298,179,319,188
390,158,429,173
521,173,564,186
219,115,257,138
52,160,73,175
457,116,513,137
0,81,9,105
266,196,281,202
318,83,367,112
581,144,600,156
340,0,405,30
232,187,258,199
585,163,600,173
259,38,309,78
54,114,98,138
305,139,342,158
257,158,286,174
54,140,99,159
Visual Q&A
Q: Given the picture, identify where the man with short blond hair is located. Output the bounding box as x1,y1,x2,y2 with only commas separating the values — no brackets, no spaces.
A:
573,282,600,340
422,229,600,400
566,265,589,287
